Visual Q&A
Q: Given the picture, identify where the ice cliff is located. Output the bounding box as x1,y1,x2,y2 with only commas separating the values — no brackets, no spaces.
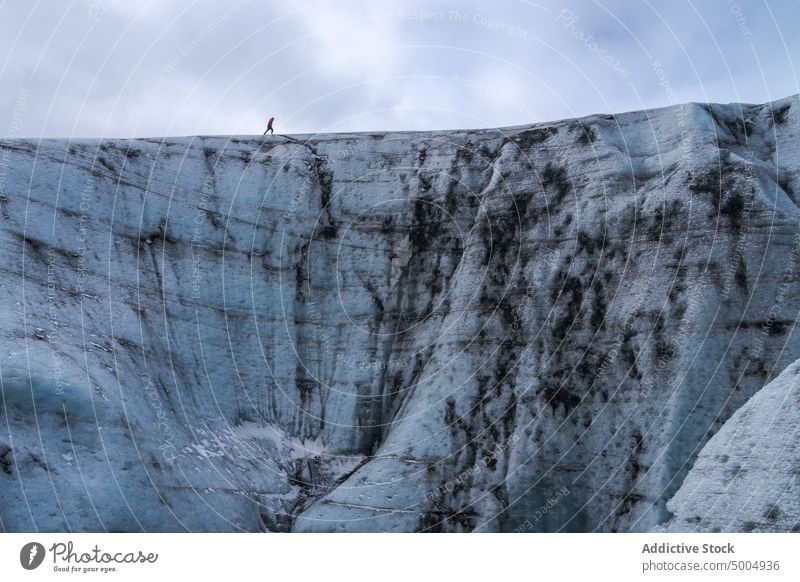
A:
1,95,798,532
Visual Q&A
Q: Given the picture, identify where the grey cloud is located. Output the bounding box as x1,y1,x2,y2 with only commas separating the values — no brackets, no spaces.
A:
0,0,797,138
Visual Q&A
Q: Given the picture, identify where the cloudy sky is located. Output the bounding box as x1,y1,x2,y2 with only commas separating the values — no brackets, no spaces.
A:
1,0,798,138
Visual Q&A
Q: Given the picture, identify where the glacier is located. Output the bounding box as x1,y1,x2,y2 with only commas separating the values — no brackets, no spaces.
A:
659,356,800,533
0,95,798,532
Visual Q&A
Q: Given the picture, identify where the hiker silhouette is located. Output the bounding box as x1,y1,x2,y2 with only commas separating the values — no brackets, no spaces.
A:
263,116,274,135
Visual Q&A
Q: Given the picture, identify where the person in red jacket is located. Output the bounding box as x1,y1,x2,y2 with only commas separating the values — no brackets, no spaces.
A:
263,116,274,135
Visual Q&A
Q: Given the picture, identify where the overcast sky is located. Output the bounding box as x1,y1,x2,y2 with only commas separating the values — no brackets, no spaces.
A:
1,0,798,138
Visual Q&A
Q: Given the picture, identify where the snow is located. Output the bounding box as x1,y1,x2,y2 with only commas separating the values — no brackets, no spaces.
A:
657,357,800,532
1,94,799,531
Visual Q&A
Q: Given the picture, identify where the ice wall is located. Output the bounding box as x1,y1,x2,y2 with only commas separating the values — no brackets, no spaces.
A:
1,95,798,531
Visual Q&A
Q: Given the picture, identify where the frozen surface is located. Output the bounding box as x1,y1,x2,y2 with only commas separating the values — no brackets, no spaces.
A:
1,95,799,531
658,357,800,532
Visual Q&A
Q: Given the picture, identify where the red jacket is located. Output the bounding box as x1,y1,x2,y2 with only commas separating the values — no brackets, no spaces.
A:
267,117,274,129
